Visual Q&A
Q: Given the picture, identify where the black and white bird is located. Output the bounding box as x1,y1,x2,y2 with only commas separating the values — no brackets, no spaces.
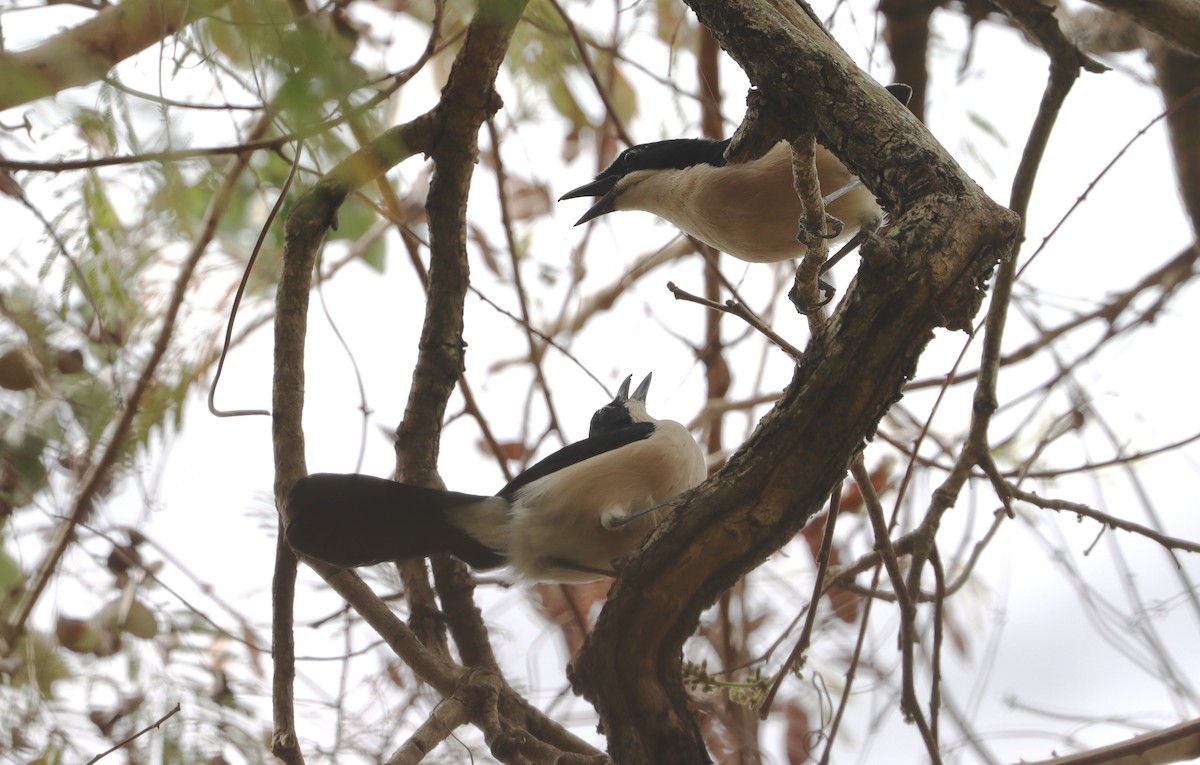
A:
560,84,911,276
561,139,881,268
286,374,706,583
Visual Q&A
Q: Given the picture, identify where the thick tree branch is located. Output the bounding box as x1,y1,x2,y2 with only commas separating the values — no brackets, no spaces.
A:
269,109,438,764
1016,715,1200,765
272,3,607,762
569,2,1019,762
393,2,524,486
388,0,522,681
0,0,230,110
1083,0,1200,57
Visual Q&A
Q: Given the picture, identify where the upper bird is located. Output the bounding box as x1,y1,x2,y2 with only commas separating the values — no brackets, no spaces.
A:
286,374,706,583
560,84,911,269
560,138,882,265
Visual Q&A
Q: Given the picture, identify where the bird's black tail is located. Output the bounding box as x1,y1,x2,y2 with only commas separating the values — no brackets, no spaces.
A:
285,473,507,570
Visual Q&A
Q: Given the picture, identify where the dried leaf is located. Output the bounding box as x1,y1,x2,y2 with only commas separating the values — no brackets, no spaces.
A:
783,700,813,764
504,176,553,221
0,348,35,391
530,581,611,656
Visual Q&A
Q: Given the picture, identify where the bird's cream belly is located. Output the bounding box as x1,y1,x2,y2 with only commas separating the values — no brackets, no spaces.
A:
681,182,881,263
510,512,657,583
644,141,883,264
504,421,705,583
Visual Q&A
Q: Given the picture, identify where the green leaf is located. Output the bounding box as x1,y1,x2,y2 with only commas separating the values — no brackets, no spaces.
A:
0,548,22,590
9,634,69,698
329,197,378,244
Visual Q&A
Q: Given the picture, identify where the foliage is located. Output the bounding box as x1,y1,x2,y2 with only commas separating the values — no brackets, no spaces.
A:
1,0,1198,763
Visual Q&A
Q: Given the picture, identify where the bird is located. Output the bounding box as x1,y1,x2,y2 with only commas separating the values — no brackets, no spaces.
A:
559,84,911,286
285,373,706,584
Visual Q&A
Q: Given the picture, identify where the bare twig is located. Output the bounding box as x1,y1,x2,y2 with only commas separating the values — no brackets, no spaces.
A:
855,458,940,763
487,117,565,441
1014,715,1200,765
1000,482,1200,555
8,111,273,635
545,0,634,147
757,485,842,718
85,703,182,765
209,141,301,419
667,281,804,359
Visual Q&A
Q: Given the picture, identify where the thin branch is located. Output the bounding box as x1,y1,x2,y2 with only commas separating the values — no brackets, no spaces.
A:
910,0,1087,633
757,485,842,718
209,141,302,418
8,111,273,635
0,135,293,171
487,118,565,442
856,458,940,763
1000,482,1200,555
819,540,884,765
906,242,1200,392
84,703,182,765
667,281,804,360
545,0,634,147
1014,715,1200,765
469,286,608,392
1017,93,1197,280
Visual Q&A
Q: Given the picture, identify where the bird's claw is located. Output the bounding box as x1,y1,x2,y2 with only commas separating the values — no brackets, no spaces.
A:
796,214,845,245
790,278,836,314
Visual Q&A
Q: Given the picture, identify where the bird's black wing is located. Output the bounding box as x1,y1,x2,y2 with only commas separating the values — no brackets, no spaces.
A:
496,422,655,501
286,473,507,569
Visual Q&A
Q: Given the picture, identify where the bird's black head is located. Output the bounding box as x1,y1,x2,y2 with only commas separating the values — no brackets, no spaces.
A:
589,373,652,436
560,139,731,225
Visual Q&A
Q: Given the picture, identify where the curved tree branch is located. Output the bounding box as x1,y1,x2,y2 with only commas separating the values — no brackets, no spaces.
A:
0,0,231,110
272,2,609,762
569,2,1019,762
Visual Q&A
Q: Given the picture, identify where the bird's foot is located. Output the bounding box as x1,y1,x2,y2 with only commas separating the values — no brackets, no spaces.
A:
790,279,836,314
796,214,845,246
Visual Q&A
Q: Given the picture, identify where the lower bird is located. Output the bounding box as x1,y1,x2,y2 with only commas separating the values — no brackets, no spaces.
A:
286,374,706,583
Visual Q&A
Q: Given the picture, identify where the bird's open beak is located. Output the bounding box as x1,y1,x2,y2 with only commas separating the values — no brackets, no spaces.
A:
613,373,651,403
615,375,632,401
559,177,620,226
631,373,651,403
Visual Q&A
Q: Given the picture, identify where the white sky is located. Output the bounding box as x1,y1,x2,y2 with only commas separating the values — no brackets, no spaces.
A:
2,1,1199,763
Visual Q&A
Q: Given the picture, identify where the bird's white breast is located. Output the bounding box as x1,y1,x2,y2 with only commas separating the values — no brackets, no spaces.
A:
618,142,883,264
505,420,705,583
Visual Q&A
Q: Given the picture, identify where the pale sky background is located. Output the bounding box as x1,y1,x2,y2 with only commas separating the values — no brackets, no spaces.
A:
2,1,1199,763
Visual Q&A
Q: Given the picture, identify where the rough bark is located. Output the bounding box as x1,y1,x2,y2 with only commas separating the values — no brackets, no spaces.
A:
273,3,610,763
569,2,1019,763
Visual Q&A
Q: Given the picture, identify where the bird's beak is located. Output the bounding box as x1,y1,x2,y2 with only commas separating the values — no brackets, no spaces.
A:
615,374,633,401
559,177,620,226
631,373,652,403
559,176,614,201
